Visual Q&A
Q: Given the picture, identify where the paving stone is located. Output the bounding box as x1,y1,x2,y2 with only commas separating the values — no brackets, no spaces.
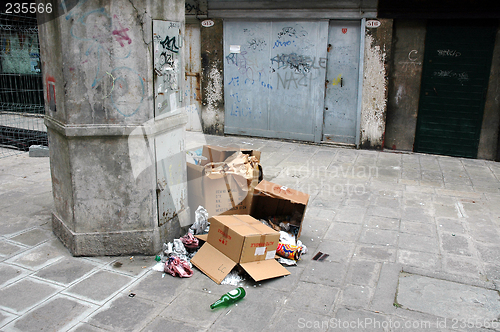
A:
160,289,222,328
345,260,382,287
0,278,62,314
475,243,500,264
106,255,156,277
359,228,399,246
300,260,347,287
142,317,204,332
442,256,483,279
6,295,97,332
353,244,396,263
339,284,373,308
483,264,500,282
401,206,433,223
210,288,285,332
0,240,26,259
88,295,165,332
266,308,331,332
334,207,367,223
130,270,190,304
397,250,441,270
35,257,97,285
70,322,111,332
333,307,389,331
285,282,339,315
0,309,17,329
0,263,30,288
364,216,400,231
5,238,71,270
64,270,133,304
11,228,50,246
397,273,500,321
398,233,439,254
400,220,435,237
324,222,362,242
259,267,304,291
440,233,473,257
467,221,500,244
436,218,466,234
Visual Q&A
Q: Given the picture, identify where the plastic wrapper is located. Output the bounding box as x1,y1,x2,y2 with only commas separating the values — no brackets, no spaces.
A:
220,270,246,286
277,257,297,266
189,206,209,235
279,231,296,246
276,243,302,260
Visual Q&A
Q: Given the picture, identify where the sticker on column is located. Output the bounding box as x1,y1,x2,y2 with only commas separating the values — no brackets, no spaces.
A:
170,93,177,112
230,45,241,54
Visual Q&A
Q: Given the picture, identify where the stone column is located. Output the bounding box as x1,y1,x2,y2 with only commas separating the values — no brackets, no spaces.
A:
38,0,188,256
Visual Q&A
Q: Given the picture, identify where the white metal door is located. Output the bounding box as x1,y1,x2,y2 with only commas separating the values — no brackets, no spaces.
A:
322,21,362,144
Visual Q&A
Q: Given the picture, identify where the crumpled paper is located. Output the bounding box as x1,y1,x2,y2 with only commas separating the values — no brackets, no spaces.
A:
189,206,209,235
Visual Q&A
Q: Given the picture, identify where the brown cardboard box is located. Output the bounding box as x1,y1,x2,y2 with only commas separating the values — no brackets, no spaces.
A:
250,180,310,238
187,146,261,218
191,215,290,284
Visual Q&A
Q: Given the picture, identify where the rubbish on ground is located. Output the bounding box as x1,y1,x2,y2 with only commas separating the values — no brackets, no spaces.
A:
220,270,246,286
276,243,302,260
164,256,194,278
191,214,290,284
210,287,246,309
279,231,296,246
181,232,199,250
152,262,165,272
297,240,307,254
312,252,329,261
128,293,136,297
250,180,309,239
155,255,161,262
190,206,209,235
113,261,122,268
277,257,297,266
187,146,261,218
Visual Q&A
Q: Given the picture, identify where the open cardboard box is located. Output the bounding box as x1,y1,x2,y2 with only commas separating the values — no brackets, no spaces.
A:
190,215,290,284
187,145,261,218
250,180,310,238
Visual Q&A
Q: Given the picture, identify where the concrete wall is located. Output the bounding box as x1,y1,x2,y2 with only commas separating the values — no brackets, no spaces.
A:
200,18,224,135
360,19,393,149
478,24,500,160
39,0,186,256
384,20,426,151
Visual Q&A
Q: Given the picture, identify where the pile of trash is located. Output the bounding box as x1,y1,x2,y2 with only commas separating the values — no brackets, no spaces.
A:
152,206,209,278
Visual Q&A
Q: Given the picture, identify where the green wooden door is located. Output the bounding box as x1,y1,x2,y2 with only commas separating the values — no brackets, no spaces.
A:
414,20,496,158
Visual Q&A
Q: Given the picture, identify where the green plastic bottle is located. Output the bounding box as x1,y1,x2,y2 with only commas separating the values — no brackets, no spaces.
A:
210,287,246,309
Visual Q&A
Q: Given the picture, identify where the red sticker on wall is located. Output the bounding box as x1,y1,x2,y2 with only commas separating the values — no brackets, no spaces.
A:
342,28,347,34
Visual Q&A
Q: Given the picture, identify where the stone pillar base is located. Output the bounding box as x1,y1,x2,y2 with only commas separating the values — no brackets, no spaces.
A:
52,213,160,256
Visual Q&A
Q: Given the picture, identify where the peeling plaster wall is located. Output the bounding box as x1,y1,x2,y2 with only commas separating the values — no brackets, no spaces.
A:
385,20,426,151
200,18,224,135
478,24,500,161
360,19,393,150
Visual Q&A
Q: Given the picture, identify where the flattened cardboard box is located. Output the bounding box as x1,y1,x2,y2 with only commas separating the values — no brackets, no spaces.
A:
187,145,261,218
250,180,310,238
191,215,290,284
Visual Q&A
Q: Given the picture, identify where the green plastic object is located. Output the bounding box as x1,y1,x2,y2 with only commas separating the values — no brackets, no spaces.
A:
155,255,161,262
210,287,246,309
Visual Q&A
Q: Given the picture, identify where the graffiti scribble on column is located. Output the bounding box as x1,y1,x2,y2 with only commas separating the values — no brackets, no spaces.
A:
160,35,180,53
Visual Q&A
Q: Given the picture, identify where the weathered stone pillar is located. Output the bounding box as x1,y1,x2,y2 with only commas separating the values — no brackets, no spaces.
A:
38,0,188,256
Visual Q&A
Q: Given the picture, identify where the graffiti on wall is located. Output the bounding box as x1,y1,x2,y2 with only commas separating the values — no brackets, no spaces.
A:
66,5,145,117
153,20,182,115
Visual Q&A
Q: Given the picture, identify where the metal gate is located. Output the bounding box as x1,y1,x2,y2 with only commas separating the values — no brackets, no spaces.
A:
323,20,362,144
223,20,328,142
414,20,496,158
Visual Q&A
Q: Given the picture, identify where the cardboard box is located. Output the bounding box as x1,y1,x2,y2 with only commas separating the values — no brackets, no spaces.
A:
187,146,261,218
191,215,290,284
250,180,310,238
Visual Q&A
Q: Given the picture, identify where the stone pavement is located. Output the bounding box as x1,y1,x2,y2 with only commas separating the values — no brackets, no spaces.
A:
1,131,500,332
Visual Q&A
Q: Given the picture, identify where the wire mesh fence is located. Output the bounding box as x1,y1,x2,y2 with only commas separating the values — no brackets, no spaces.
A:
0,12,47,158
